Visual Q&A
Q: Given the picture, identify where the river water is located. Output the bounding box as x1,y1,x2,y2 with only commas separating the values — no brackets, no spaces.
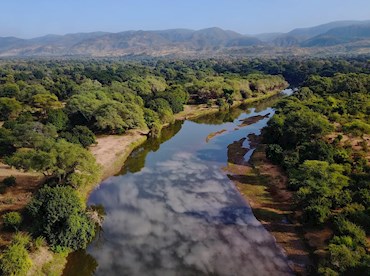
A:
64,90,293,276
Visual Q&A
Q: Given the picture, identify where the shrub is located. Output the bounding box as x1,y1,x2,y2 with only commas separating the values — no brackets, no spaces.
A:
27,186,95,250
265,144,284,164
2,211,22,231
12,232,31,248
333,217,367,246
33,236,46,251
2,176,16,187
0,243,32,276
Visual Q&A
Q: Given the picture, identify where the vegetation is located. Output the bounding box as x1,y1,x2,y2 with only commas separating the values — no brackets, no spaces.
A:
0,57,368,275
2,211,22,231
27,186,95,251
0,233,32,276
263,71,370,275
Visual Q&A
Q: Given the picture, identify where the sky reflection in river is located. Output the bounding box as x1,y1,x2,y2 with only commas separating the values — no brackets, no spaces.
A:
78,98,293,276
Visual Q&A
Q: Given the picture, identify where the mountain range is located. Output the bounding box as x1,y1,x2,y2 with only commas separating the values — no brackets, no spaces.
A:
1,20,370,57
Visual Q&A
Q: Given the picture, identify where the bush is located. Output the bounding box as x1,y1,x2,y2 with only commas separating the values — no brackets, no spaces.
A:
27,186,95,250
0,243,32,276
2,211,22,231
333,217,367,246
2,176,16,187
12,232,31,248
302,205,331,225
33,236,46,251
265,144,284,164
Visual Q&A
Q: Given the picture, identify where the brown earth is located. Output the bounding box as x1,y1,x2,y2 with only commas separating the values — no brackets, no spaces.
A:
224,141,313,275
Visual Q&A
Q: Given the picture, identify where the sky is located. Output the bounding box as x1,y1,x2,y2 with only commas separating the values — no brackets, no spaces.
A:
1,0,370,38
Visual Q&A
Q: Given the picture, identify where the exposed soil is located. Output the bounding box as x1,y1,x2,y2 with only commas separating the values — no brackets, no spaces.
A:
0,163,43,246
89,129,148,180
224,140,313,275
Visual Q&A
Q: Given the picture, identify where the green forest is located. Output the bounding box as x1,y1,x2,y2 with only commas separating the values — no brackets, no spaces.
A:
0,57,369,275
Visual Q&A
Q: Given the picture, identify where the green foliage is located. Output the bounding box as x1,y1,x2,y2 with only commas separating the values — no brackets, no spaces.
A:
12,233,31,248
6,139,101,188
47,109,69,131
0,243,32,276
265,144,284,164
2,211,22,231
0,97,22,120
27,186,95,250
61,126,96,148
327,243,365,273
147,98,174,124
343,120,370,136
34,236,46,250
0,83,20,98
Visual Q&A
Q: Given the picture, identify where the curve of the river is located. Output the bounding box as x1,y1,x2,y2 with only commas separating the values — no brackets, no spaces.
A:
64,90,294,276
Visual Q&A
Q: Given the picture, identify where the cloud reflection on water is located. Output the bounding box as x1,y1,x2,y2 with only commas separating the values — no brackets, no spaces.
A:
88,151,292,276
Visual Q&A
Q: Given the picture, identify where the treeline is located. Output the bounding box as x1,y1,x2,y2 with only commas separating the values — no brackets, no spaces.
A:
263,73,370,275
0,59,287,275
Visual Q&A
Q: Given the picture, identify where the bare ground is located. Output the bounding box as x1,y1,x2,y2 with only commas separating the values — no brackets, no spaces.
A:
224,144,313,275
89,129,148,180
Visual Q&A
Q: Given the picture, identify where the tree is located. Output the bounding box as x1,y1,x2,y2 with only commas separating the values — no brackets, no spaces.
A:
61,126,96,148
295,161,350,225
47,109,69,131
6,139,101,188
0,97,22,120
27,186,95,250
32,93,62,114
0,83,20,98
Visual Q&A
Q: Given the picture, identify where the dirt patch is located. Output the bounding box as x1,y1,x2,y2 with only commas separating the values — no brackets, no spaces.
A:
89,130,148,180
27,246,53,276
0,163,43,246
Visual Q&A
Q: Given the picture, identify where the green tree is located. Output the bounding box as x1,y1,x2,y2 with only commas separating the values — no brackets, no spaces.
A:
6,140,101,188
27,186,95,250
0,97,22,120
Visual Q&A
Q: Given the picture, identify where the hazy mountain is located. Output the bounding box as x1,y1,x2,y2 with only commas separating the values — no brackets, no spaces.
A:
0,27,262,57
0,20,370,57
287,20,370,39
302,24,370,47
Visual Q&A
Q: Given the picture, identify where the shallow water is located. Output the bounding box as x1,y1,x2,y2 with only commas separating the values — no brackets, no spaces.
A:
64,90,293,276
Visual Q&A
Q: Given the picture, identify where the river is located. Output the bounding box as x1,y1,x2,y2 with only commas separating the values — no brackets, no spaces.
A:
64,90,294,276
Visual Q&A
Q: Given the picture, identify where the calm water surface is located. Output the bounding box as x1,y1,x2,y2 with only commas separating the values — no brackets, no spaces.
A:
64,91,293,276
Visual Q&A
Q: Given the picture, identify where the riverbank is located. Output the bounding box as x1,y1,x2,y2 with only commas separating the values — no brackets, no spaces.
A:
225,143,313,275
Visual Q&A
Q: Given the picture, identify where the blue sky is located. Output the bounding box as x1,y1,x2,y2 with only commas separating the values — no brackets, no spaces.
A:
1,0,370,38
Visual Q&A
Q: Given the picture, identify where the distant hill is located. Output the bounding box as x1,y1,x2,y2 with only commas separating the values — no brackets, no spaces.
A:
301,24,370,47
287,20,369,39
0,20,370,57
